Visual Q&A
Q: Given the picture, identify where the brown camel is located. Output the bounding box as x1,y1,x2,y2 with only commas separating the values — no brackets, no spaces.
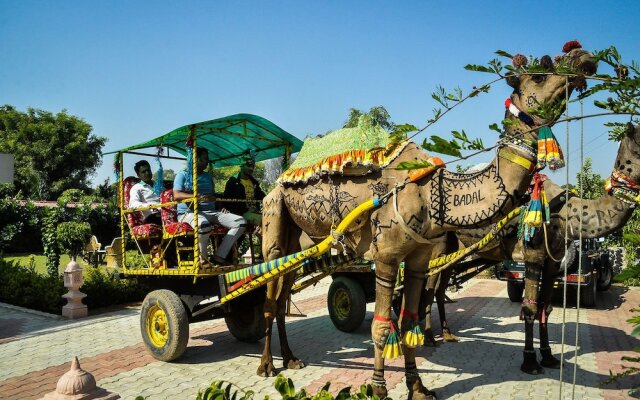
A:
258,45,595,399
424,123,640,376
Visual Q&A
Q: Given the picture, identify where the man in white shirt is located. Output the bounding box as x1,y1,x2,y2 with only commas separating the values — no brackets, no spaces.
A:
129,160,162,225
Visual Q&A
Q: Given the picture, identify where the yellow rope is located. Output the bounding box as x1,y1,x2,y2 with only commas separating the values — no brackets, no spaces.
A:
426,207,522,277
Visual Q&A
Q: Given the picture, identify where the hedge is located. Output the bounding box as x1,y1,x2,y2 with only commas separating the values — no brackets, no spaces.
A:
0,258,148,313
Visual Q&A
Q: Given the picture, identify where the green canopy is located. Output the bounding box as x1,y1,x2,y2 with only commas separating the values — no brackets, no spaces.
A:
113,114,303,167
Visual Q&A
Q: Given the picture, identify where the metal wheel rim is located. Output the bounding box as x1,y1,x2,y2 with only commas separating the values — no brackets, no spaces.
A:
146,304,169,347
333,288,351,320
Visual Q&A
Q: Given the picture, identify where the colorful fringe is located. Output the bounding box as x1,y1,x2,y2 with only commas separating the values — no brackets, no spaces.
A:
374,314,403,359
536,126,565,170
224,252,354,285
278,140,410,185
518,173,550,244
400,309,424,348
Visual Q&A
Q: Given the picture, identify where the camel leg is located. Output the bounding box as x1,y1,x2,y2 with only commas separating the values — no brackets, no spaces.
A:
402,257,436,400
423,275,438,347
436,266,458,342
370,261,397,398
539,259,560,368
521,261,544,375
257,187,297,377
258,280,278,377
276,270,306,370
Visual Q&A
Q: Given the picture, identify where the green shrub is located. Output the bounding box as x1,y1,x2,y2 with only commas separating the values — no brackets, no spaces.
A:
0,257,147,313
42,209,61,277
82,268,148,309
56,221,92,260
0,258,65,314
191,374,384,400
135,374,386,400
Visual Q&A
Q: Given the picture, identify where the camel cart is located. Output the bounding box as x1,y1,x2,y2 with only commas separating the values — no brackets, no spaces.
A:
110,114,305,361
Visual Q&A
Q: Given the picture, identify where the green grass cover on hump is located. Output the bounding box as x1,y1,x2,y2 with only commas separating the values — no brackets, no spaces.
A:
290,116,391,169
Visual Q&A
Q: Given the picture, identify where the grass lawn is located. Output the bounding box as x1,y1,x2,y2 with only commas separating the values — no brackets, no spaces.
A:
4,253,88,275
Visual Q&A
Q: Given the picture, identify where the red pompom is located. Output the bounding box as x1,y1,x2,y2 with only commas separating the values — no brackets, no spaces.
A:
562,40,582,53
512,54,528,68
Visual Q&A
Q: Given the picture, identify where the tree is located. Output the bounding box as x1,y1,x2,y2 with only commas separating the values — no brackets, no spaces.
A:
0,105,107,200
343,106,394,131
575,157,604,199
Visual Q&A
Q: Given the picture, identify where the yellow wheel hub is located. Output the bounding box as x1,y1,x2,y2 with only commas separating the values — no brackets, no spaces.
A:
333,289,351,320
146,305,169,347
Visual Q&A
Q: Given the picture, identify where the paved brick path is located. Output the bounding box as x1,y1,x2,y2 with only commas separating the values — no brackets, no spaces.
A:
1,279,639,399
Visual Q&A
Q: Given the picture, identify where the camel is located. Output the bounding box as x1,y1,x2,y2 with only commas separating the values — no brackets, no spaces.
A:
258,44,595,399
423,123,640,376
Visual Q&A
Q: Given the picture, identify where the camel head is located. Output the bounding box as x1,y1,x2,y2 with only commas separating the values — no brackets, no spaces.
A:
505,41,597,129
607,123,640,205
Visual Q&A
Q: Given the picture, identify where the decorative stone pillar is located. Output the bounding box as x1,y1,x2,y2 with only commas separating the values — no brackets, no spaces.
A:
62,260,88,319
40,357,120,399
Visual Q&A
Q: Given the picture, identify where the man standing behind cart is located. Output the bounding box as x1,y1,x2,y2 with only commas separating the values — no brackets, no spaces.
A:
173,147,246,267
223,153,265,227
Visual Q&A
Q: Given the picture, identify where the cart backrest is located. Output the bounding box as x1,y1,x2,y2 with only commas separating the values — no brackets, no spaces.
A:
160,189,178,225
123,176,144,227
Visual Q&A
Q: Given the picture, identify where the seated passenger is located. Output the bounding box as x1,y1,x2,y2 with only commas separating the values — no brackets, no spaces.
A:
223,154,265,227
173,147,246,267
129,160,162,225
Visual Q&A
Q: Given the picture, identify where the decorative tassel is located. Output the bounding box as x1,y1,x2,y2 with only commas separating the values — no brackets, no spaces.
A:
400,310,424,348
519,173,550,244
153,146,164,196
505,98,534,126
184,134,194,191
536,126,565,170
374,314,403,359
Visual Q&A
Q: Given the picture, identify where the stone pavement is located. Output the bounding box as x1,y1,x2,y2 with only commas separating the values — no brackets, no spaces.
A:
1,278,639,400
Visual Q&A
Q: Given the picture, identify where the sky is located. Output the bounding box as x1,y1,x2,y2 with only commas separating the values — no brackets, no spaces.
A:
1,1,639,188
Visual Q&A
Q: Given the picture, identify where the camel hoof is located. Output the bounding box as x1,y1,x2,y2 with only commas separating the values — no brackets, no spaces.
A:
442,329,459,343
424,329,438,347
257,362,277,377
285,358,306,370
407,378,437,400
521,351,544,375
540,349,560,369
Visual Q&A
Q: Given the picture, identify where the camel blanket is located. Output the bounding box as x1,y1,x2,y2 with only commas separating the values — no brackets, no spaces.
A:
278,116,411,185
278,140,410,185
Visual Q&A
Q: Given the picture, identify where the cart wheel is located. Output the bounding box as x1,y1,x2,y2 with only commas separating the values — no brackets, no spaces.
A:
507,281,524,302
224,289,266,342
140,290,189,361
328,276,366,332
580,277,597,307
